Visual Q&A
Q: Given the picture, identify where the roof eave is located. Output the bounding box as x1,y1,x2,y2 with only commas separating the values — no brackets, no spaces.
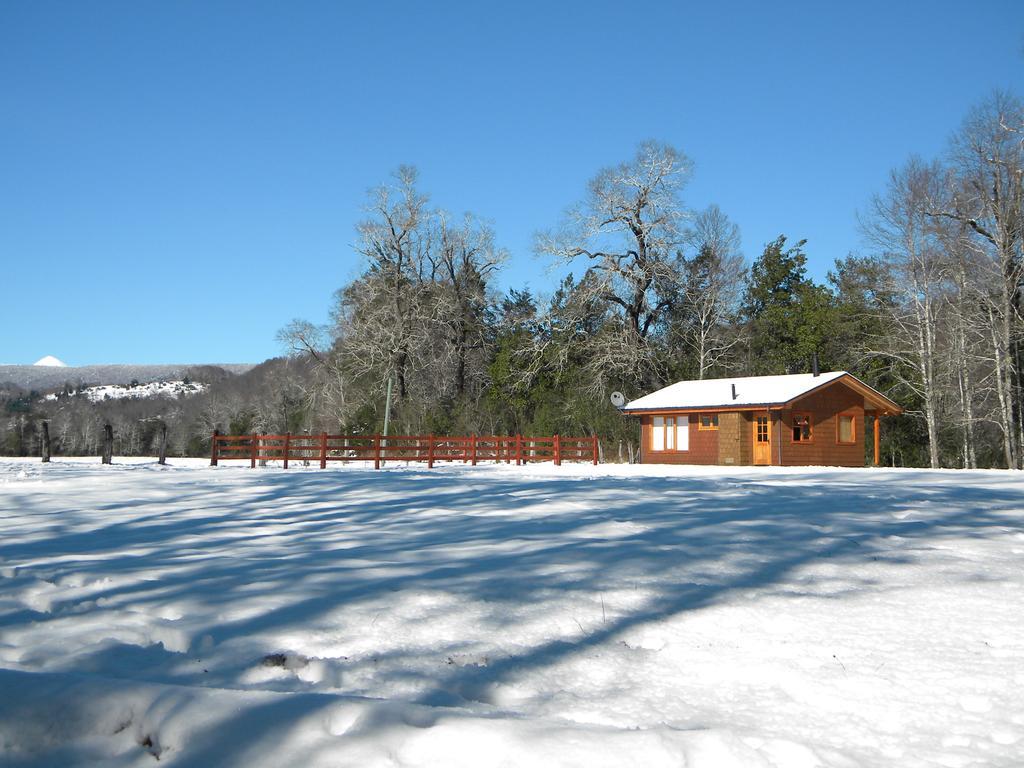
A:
783,373,903,415
622,402,786,415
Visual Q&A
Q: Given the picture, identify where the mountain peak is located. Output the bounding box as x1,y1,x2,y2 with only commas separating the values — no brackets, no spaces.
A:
33,355,68,367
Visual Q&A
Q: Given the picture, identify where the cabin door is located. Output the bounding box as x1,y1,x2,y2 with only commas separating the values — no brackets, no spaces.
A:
753,413,772,465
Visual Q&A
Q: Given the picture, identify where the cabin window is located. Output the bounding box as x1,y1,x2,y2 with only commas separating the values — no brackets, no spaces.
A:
792,413,813,442
699,413,719,431
651,415,689,451
838,413,856,444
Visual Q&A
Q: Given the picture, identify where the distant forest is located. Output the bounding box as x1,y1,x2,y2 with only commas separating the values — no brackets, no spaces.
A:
3,92,1022,469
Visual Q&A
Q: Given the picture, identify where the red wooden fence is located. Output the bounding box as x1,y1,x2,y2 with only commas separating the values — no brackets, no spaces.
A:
210,432,599,469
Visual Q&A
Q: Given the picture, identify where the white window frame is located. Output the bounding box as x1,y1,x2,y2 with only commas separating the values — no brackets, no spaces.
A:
652,416,666,451
677,415,689,451
651,414,689,452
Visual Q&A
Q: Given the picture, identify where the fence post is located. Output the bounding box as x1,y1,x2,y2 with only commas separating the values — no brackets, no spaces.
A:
102,424,113,465
283,432,291,469
592,434,599,465
41,421,51,463
427,434,435,468
554,433,561,466
470,433,477,466
319,432,327,469
250,433,258,469
516,434,522,466
374,434,381,470
211,430,219,466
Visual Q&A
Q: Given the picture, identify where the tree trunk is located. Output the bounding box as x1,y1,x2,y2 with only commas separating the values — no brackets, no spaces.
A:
914,292,941,469
102,424,113,465
455,324,467,398
999,281,1021,468
41,421,51,463
157,422,167,465
988,305,1016,468
1014,335,1024,469
953,264,977,469
395,350,408,400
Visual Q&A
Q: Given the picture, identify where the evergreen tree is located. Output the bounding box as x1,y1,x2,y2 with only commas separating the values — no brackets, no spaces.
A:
742,236,836,374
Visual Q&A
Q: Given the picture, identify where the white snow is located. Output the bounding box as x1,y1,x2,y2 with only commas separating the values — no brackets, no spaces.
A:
1,459,1022,767
625,371,849,410
32,355,68,367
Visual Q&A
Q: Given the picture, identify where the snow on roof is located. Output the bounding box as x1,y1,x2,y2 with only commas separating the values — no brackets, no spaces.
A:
624,371,849,411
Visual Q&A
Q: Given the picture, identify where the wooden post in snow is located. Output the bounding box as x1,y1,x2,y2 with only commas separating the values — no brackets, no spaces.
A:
373,434,381,470
283,432,291,469
554,434,561,466
470,434,477,466
101,424,113,465
41,421,51,463
516,434,522,466
250,433,258,469
211,430,219,466
157,421,167,465
592,434,599,465
427,434,435,468
319,432,327,469
873,413,881,467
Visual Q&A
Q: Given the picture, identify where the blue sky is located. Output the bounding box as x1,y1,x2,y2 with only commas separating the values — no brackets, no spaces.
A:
2,1,1022,366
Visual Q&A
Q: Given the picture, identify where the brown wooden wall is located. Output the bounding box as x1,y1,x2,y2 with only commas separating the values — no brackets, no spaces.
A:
639,414,720,465
738,411,753,465
717,412,742,465
778,383,865,467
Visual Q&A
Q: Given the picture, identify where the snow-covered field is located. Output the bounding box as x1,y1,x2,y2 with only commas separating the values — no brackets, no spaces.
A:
1,458,1022,767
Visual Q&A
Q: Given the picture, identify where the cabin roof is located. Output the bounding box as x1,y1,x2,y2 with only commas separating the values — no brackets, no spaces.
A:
623,371,902,414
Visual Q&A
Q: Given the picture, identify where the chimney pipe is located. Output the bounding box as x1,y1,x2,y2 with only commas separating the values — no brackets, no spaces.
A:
812,352,820,377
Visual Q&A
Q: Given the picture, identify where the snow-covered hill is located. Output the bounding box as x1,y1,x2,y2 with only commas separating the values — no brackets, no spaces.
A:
0,363,253,391
0,461,1021,767
43,380,207,403
32,355,68,367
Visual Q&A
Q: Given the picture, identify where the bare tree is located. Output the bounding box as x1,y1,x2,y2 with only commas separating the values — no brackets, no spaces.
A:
430,212,506,401
676,205,746,378
936,93,1024,468
344,166,435,403
933,213,987,468
536,141,691,394
862,157,949,468
276,318,353,428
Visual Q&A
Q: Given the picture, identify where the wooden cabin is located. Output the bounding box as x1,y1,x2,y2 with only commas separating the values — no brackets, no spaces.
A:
623,371,902,467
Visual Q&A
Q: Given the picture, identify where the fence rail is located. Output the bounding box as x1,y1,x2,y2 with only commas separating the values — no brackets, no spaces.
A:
210,432,599,469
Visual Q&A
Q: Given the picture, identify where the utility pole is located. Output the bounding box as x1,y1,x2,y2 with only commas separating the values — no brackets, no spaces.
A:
382,376,393,466
382,376,393,438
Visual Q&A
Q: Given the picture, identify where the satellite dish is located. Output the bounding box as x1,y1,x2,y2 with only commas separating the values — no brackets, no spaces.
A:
610,391,626,409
